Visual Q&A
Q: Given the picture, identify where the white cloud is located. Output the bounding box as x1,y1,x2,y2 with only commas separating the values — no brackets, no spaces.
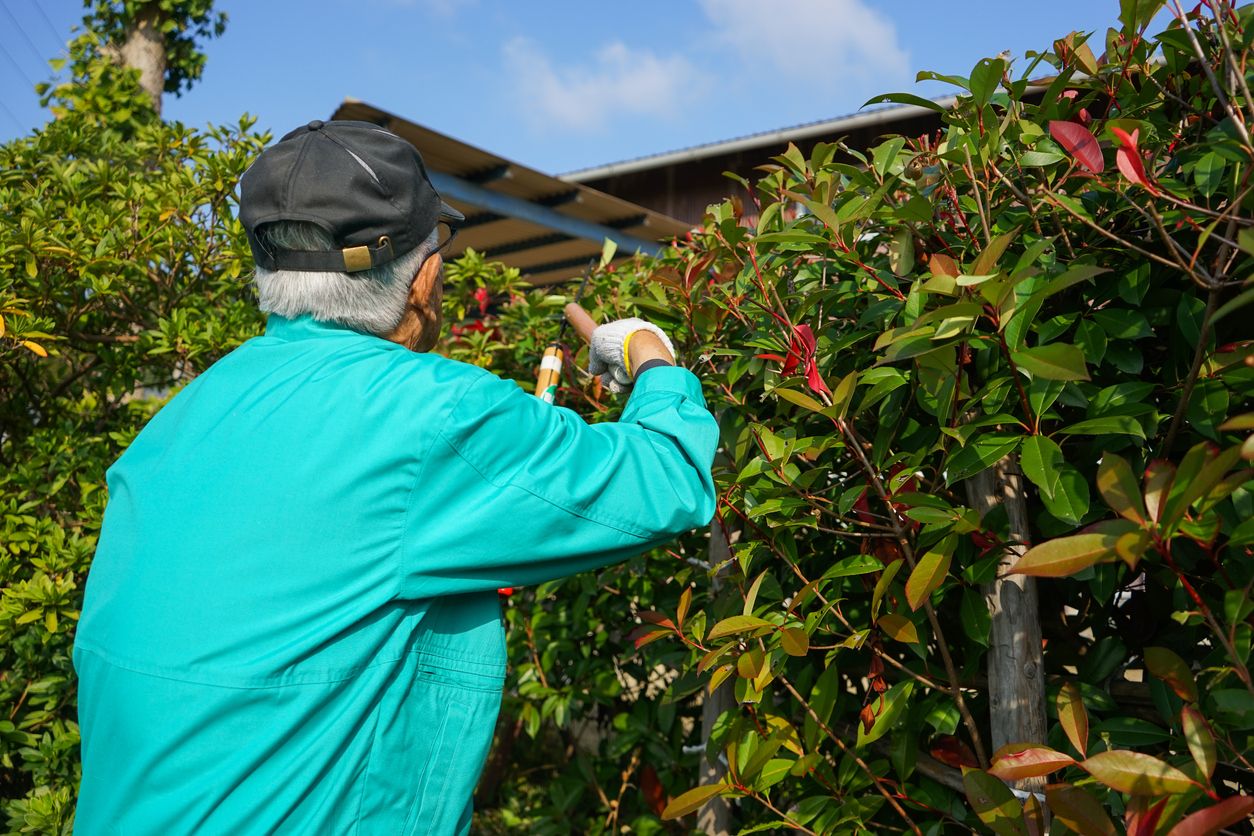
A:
698,0,910,89
502,37,706,134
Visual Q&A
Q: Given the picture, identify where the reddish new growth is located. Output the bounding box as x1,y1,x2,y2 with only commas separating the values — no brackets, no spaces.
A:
758,323,830,397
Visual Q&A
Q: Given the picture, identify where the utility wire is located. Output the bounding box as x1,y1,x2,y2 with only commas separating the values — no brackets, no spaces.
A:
0,0,52,66
0,39,38,89
25,0,65,48
0,96,24,132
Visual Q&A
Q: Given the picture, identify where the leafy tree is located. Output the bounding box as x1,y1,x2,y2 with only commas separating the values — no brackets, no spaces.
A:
451,2,1254,833
0,3,263,831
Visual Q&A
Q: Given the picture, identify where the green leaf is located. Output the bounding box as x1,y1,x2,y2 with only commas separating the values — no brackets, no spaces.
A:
858,681,914,746
707,615,773,641
1079,750,1198,795
1011,344,1090,381
1041,464,1090,526
1120,0,1166,30
945,433,1021,484
904,535,955,611
1020,435,1064,500
862,92,949,113
821,554,884,579
661,783,728,820
1193,151,1225,197
968,57,1007,107
1009,532,1117,577
1019,149,1065,166
1059,415,1146,439
962,769,1027,836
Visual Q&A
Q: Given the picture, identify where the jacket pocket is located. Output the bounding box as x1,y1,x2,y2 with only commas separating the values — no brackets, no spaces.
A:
397,664,501,836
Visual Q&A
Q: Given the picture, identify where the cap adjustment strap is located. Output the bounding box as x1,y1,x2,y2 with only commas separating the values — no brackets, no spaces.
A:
259,235,395,273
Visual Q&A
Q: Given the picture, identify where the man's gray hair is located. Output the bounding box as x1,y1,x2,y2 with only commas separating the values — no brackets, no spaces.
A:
252,222,440,336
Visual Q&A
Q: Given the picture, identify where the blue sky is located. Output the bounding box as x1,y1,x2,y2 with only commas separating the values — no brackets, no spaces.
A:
1,1,1166,174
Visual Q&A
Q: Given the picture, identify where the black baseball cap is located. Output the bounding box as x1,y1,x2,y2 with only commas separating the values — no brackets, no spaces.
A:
240,120,464,273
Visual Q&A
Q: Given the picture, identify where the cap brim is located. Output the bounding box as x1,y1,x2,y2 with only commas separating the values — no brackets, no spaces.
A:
439,201,465,226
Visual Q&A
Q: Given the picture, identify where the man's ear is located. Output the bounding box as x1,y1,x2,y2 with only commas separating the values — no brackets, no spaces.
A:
408,252,443,306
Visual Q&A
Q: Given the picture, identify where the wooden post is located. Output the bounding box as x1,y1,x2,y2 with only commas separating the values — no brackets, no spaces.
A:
965,456,1047,794
697,517,734,836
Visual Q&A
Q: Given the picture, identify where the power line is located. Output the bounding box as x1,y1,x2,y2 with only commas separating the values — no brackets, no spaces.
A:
0,0,52,66
0,39,38,89
0,96,24,133
25,0,64,48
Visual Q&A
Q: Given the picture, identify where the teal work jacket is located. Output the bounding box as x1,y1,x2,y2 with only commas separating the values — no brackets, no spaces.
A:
73,313,718,835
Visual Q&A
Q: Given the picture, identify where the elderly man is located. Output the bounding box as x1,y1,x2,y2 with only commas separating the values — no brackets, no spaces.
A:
72,120,717,834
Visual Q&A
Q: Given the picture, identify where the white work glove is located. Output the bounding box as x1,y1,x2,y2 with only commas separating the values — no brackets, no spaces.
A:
587,317,676,394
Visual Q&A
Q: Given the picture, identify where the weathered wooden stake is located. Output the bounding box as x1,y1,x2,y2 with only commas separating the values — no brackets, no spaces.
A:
697,517,734,836
965,456,1048,795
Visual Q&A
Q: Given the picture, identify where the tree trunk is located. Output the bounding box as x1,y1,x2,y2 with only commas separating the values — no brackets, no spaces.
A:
696,517,734,836
120,6,166,114
965,455,1047,795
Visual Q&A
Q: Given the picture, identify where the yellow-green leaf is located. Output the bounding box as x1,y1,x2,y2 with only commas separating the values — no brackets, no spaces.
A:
676,587,692,631
1079,750,1198,795
737,647,766,680
775,387,825,412
780,626,809,657
1097,454,1147,522
1144,646,1198,702
1057,682,1088,756
972,228,1019,276
1181,706,1216,780
708,614,773,641
1008,532,1117,577
989,743,1076,780
660,782,728,820
905,535,955,611
962,768,1027,836
24,253,37,278
871,558,903,621
878,614,919,644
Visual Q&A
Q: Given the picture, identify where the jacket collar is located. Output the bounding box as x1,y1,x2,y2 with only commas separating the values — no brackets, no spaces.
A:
264,314,367,341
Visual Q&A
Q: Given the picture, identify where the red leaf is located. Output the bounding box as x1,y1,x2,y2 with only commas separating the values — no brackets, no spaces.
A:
638,611,676,629
755,353,786,363
1050,120,1105,172
639,765,667,817
1167,796,1254,836
1127,797,1168,836
1111,127,1160,194
929,736,980,769
497,587,514,597
473,286,491,316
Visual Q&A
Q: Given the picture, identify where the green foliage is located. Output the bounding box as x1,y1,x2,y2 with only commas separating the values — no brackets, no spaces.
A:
0,6,264,831
81,0,226,97
450,4,1254,833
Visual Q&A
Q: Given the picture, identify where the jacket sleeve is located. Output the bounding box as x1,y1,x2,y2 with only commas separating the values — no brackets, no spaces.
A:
396,365,718,599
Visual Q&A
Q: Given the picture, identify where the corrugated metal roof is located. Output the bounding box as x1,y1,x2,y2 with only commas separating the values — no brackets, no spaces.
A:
330,100,691,286
560,96,958,182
